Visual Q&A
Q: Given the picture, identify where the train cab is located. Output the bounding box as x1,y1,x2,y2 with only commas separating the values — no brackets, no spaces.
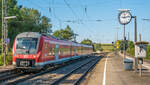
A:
12,32,42,69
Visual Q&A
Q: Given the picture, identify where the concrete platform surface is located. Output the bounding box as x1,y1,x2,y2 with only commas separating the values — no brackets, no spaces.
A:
81,52,150,85
119,52,150,70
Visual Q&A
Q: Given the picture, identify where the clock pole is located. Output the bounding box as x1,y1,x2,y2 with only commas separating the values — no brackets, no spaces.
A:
123,24,126,59
118,9,132,65
134,16,137,42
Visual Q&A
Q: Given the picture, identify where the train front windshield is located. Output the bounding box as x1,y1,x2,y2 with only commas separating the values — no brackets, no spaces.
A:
15,37,38,54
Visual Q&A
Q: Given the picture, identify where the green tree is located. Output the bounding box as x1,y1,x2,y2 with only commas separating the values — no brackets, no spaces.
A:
0,0,2,39
117,40,128,51
93,43,103,52
8,7,52,46
1,1,52,46
0,0,52,65
53,29,63,39
53,25,74,40
117,40,134,56
126,41,135,56
40,16,52,33
0,0,20,39
81,38,93,45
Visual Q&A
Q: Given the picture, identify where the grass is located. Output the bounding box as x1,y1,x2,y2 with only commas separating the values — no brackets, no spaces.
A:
101,44,114,51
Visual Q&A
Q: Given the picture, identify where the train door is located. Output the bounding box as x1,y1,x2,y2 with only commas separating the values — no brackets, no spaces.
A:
42,42,47,62
56,44,59,60
74,46,76,56
70,46,72,56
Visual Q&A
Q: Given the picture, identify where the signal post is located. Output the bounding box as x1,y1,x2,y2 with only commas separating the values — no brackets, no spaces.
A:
2,0,16,66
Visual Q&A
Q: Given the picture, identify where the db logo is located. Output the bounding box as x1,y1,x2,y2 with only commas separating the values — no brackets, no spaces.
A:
24,55,27,58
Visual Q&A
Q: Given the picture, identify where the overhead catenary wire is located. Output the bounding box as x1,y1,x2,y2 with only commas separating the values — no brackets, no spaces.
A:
78,0,102,42
63,0,81,24
62,0,102,42
19,0,108,43
63,0,78,18
51,0,63,29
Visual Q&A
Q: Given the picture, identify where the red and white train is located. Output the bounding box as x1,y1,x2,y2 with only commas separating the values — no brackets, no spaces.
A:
12,32,93,70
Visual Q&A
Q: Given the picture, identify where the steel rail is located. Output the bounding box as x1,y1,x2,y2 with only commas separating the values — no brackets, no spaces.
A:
73,56,101,85
6,65,65,85
0,72,24,83
0,69,16,74
50,56,102,85
6,56,90,85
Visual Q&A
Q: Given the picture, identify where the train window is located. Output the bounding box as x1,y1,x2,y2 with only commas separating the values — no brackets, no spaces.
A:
52,48,55,56
74,47,76,55
61,48,63,55
63,48,66,55
64,48,67,55
45,43,48,50
58,48,61,55
49,47,52,56
59,48,61,55
67,47,69,55
16,37,38,54
70,46,72,55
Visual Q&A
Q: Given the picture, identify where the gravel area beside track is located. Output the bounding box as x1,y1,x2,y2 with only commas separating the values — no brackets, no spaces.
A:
56,56,101,85
80,52,111,85
0,65,14,72
18,56,100,85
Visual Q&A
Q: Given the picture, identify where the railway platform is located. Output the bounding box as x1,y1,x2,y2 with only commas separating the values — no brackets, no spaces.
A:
0,65,14,72
119,52,150,70
81,52,150,85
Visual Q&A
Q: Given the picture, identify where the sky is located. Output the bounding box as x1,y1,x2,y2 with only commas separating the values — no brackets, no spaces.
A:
17,0,150,43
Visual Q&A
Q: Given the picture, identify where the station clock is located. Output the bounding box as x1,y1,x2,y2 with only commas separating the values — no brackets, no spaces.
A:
118,11,132,25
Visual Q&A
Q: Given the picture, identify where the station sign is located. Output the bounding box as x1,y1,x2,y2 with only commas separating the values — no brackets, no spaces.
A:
5,38,10,44
135,42,148,58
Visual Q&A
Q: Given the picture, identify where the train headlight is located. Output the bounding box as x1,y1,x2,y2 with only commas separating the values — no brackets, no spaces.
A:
33,55,36,58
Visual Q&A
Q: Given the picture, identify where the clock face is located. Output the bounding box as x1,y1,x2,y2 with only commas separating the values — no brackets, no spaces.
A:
118,11,132,25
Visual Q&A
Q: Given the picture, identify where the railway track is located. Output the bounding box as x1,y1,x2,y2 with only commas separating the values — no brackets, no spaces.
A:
0,68,28,84
0,72,24,83
0,69,22,82
0,53,106,85
0,69,18,76
50,56,102,85
2,56,92,85
5,66,60,85
0,69,15,74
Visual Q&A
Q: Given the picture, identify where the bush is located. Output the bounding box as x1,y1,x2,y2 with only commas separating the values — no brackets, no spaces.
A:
0,54,4,66
98,48,103,51
146,45,150,60
126,47,135,56
126,41,135,56
0,51,12,66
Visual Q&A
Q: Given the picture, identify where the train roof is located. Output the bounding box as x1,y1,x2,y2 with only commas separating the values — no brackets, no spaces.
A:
16,32,41,38
16,32,92,48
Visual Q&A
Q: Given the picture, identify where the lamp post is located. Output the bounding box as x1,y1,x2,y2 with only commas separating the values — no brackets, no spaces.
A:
132,16,138,72
4,16,16,20
3,16,16,66
2,0,17,66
